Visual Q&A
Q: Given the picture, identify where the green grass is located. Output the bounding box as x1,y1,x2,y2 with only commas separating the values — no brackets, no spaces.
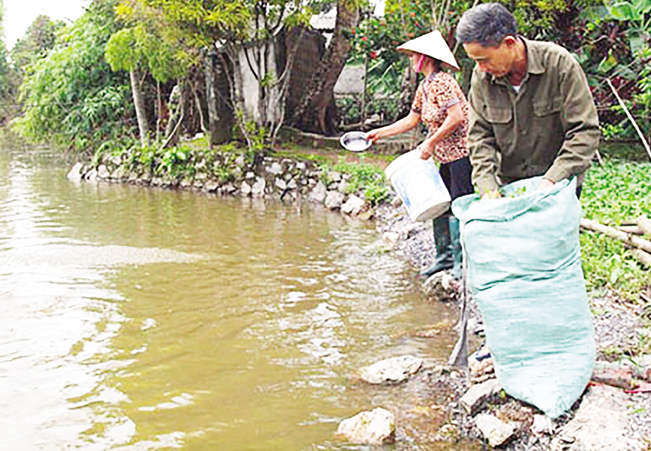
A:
581,157,651,302
333,157,390,205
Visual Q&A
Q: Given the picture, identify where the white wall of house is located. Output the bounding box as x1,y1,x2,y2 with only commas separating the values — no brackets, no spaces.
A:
235,44,282,125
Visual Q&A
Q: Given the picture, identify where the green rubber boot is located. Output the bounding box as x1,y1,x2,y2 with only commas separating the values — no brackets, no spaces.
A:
420,214,453,278
449,216,462,280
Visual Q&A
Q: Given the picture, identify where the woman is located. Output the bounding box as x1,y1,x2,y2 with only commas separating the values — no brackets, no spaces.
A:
366,31,473,279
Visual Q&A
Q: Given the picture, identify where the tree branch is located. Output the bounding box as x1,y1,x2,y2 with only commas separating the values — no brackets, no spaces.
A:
606,78,651,162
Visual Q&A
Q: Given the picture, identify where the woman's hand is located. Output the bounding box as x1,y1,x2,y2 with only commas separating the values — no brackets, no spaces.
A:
365,130,381,144
418,140,434,160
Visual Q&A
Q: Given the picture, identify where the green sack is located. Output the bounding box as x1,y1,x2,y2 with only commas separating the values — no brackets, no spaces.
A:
452,176,595,418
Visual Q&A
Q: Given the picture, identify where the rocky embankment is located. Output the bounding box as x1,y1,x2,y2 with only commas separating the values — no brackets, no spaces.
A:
70,150,651,450
68,152,376,218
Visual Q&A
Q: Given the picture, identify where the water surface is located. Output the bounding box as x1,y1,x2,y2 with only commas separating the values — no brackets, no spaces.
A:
0,143,462,450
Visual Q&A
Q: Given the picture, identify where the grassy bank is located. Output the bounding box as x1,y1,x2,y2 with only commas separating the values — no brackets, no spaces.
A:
580,156,651,303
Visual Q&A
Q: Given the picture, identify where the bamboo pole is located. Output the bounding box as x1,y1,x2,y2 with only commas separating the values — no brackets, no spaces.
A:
638,216,651,237
606,78,651,162
632,249,651,267
619,225,644,235
580,218,651,254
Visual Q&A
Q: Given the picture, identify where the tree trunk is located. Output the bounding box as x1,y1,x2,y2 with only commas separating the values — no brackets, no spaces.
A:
204,49,224,146
130,68,150,146
163,82,184,148
290,0,359,135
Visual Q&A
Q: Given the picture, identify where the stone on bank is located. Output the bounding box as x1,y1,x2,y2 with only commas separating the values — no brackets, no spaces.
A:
336,407,395,445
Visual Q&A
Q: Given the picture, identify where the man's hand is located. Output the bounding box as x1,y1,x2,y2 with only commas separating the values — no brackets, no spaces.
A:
538,178,555,190
481,189,502,200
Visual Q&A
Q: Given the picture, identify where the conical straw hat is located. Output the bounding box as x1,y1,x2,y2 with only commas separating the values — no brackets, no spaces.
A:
397,30,459,70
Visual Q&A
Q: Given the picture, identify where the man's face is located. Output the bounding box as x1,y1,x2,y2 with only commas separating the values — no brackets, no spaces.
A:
463,39,516,78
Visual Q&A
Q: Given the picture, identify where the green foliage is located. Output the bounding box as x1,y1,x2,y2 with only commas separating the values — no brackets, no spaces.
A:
333,157,389,204
580,158,651,302
159,144,190,176
0,0,17,119
100,138,251,182
142,0,251,46
562,0,651,145
497,0,572,39
12,0,133,154
235,109,269,157
10,15,64,77
347,0,436,124
0,40,14,116
108,1,191,82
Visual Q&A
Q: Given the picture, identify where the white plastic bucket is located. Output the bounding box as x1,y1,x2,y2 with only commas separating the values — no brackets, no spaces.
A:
384,149,451,222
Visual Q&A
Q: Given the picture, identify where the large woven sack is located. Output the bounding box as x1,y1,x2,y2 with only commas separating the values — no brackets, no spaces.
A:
452,176,595,418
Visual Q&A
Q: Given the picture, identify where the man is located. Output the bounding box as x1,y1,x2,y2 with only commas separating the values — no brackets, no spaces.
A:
455,3,600,199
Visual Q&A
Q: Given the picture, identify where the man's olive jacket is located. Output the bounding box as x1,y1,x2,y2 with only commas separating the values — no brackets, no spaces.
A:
467,38,600,194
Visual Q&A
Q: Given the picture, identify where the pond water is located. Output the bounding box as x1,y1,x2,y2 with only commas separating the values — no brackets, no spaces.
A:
0,143,468,450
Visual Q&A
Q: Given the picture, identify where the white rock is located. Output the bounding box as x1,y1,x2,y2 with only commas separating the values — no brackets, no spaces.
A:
251,178,266,197
475,414,519,448
275,178,287,190
267,162,283,175
358,355,423,384
341,195,366,216
97,165,110,179
336,408,395,445
329,171,342,182
324,191,345,210
222,183,236,193
531,414,555,436
67,162,84,181
382,231,400,247
460,378,502,414
309,181,327,203
110,166,127,181
423,271,458,301
552,384,647,450
241,181,252,195
203,180,219,192
85,168,98,183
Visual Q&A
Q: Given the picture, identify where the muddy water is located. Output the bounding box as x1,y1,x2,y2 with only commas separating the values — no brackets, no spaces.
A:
0,144,467,450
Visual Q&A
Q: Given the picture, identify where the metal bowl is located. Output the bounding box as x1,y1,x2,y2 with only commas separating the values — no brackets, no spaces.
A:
340,131,372,152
